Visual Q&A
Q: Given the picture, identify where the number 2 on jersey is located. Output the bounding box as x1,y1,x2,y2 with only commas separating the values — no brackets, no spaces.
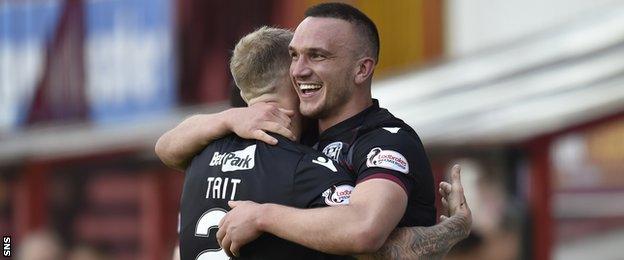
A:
195,208,228,260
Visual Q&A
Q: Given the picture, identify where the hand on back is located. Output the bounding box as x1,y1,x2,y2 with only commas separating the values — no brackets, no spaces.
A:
226,103,296,144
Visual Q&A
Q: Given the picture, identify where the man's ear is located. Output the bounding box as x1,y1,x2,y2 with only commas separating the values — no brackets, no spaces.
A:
354,57,375,85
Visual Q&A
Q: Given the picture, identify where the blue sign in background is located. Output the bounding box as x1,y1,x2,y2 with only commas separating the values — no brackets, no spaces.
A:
0,1,62,131
0,0,176,131
85,0,176,124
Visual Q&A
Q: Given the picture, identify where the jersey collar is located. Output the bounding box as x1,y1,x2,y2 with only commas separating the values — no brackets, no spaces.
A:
318,99,381,142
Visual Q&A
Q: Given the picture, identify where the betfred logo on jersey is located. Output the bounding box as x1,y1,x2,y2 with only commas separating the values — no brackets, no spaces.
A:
366,147,409,174
322,184,353,206
322,142,343,161
209,145,256,172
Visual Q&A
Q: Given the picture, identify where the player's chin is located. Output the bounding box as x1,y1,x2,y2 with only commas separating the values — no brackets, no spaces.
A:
300,101,324,118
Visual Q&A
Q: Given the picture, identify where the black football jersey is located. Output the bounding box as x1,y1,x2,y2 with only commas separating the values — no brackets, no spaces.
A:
309,99,436,227
179,134,355,260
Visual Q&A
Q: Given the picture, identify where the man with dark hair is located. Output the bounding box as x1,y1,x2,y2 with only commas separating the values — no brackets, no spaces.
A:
157,2,471,258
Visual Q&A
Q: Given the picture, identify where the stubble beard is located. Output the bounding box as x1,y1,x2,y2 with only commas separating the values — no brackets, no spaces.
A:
301,82,353,121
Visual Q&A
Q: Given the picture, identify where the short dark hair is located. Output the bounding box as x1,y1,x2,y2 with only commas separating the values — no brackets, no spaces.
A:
305,2,380,61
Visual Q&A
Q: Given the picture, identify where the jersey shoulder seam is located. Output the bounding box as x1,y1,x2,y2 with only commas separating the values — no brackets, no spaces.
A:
357,126,419,146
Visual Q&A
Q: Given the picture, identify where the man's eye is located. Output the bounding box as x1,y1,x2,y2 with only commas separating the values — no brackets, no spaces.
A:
310,53,325,60
290,52,298,60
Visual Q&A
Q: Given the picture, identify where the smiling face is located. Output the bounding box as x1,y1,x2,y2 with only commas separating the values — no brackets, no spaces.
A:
289,17,362,120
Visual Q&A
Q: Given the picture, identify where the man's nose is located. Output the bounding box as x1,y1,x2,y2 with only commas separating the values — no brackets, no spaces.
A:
291,58,312,79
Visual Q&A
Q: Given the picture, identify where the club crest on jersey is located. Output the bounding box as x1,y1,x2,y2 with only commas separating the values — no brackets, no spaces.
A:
322,184,353,206
366,147,409,174
322,142,343,161
209,145,256,172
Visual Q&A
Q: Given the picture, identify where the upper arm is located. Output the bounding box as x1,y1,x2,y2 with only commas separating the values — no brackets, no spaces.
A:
155,128,192,171
348,178,408,250
348,129,435,241
155,113,228,171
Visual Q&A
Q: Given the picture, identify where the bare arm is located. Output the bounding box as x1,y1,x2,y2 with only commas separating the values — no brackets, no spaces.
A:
217,179,408,256
154,103,294,171
361,214,470,259
360,165,472,259
155,113,229,171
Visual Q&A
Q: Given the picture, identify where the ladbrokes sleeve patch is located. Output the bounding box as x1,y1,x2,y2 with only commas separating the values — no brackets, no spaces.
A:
366,147,409,174
322,184,353,206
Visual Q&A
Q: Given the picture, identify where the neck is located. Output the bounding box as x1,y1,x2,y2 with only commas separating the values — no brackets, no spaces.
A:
251,98,303,141
318,93,372,132
291,116,303,141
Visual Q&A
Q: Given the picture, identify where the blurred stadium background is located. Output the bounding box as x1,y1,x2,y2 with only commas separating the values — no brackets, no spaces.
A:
1,0,624,259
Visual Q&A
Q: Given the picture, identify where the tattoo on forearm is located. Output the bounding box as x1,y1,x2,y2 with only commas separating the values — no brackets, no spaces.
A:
359,214,470,260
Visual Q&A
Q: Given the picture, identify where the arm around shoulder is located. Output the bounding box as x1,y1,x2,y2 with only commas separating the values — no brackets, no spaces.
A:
155,112,230,171
255,178,408,254
155,104,295,171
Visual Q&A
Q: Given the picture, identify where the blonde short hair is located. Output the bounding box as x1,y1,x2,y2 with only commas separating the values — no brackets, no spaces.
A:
230,26,293,102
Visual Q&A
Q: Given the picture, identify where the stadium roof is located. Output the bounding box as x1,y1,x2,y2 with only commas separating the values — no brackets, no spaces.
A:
372,3,624,145
2,3,624,163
